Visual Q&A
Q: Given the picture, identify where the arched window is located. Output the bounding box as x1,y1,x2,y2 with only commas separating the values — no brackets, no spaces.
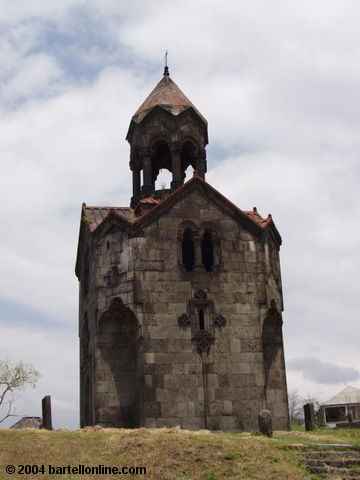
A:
182,228,195,271
201,229,214,272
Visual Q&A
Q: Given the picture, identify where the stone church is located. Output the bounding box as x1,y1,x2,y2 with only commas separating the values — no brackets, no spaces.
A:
75,66,289,431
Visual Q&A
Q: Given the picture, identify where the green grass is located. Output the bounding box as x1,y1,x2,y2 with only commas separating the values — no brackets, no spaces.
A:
0,427,359,480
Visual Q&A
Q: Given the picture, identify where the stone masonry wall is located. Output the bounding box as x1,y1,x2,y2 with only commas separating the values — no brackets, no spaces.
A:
130,190,288,431
79,188,289,430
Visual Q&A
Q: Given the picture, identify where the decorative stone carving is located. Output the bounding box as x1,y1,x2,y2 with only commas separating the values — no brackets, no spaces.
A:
214,314,226,327
193,329,214,354
258,409,273,437
194,289,207,299
178,313,190,328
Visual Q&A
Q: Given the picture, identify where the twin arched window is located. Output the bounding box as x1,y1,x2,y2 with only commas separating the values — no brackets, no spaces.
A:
182,228,195,271
181,227,216,272
201,229,214,272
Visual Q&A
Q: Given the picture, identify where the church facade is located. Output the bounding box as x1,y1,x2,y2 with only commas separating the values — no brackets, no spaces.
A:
75,67,289,431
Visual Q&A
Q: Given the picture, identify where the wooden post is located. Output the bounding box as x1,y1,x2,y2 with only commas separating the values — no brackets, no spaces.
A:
42,395,53,430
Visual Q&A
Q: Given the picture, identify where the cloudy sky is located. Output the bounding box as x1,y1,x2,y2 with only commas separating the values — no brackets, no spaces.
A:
0,0,359,428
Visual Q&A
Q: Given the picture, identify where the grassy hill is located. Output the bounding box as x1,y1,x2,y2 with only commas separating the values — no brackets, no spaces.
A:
1,426,359,480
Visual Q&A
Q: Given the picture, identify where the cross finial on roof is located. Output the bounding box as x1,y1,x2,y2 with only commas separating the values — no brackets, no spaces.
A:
164,50,169,76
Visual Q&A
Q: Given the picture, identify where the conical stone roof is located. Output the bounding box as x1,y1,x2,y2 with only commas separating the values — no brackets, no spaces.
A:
131,73,207,125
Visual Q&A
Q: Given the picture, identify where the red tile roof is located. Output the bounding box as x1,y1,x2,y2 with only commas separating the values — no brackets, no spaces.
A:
243,210,272,229
82,175,274,234
82,205,135,232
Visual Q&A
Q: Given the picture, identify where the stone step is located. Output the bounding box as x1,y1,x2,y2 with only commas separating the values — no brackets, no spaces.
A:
289,443,354,451
305,443,354,450
300,451,360,458
293,442,360,479
307,466,360,475
304,459,360,468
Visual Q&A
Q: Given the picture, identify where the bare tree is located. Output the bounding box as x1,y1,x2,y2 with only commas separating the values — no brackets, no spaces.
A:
0,359,40,424
288,388,304,425
288,388,321,427
303,393,320,411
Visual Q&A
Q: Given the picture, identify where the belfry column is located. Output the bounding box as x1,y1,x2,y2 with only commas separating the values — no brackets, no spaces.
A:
141,149,153,194
195,149,207,179
170,142,183,190
193,234,205,271
132,168,141,197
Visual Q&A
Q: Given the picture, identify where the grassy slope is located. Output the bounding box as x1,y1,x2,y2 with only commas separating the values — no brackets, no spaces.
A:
0,427,359,480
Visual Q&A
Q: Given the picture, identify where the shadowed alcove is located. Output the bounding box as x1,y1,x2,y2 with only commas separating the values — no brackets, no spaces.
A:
97,297,141,427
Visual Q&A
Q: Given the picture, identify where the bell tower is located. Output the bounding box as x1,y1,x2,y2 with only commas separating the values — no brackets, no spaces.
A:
76,67,290,431
126,67,208,207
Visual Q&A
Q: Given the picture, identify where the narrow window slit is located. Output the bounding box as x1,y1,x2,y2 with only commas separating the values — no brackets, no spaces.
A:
199,309,205,330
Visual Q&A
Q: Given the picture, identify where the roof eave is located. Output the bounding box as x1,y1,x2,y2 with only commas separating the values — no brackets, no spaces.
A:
91,210,133,238
126,104,208,143
132,175,267,237
75,203,88,278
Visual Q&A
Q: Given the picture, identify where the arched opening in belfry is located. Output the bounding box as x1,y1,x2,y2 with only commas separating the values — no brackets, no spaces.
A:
201,228,214,272
181,141,196,181
184,164,193,181
151,140,171,190
155,169,173,190
98,298,140,428
182,228,195,271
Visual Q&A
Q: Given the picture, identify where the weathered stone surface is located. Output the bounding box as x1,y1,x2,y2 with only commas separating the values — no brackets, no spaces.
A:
304,402,316,431
258,409,273,437
41,395,52,431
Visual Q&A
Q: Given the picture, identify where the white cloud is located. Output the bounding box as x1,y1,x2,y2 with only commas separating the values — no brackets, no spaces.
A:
288,357,360,385
0,67,141,319
0,22,41,74
2,53,64,101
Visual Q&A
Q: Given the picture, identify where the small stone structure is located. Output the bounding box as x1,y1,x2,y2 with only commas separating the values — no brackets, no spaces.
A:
76,67,289,431
42,395,52,430
258,409,273,437
303,402,316,431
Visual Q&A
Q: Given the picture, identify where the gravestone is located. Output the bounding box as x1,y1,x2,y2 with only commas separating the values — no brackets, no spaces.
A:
42,395,52,430
304,402,315,431
258,409,273,437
